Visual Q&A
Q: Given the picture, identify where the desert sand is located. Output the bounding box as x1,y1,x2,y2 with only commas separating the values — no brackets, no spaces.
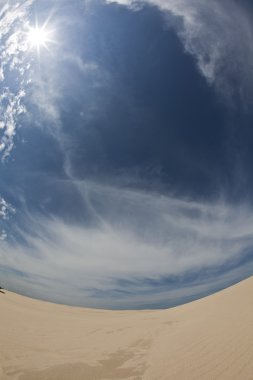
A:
0,277,253,380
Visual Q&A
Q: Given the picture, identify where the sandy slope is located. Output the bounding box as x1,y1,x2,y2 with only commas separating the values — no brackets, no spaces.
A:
0,277,253,380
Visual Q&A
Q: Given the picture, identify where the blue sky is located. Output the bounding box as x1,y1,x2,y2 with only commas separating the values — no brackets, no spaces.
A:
1,0,253,308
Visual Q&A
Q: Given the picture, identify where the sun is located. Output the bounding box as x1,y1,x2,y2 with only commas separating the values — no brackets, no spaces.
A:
26,23,54,53
28,27,49,48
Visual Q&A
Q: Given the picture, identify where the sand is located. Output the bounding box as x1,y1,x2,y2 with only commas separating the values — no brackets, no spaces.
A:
0,277,253,380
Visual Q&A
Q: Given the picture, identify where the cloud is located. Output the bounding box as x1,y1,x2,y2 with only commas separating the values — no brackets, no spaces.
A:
0,0,34,159
1,181,253,308
0,196,15,219
106,0,253,107
0,88,26,159
0,195,15,240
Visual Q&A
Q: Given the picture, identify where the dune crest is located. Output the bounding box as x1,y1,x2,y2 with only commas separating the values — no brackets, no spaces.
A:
1,277,253,380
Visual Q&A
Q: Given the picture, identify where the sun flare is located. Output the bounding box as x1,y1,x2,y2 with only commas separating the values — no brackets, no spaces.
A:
26,23,54,53
28,27,49,47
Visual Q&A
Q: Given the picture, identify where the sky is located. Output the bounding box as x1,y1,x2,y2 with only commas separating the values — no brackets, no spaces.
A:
1,0,253,309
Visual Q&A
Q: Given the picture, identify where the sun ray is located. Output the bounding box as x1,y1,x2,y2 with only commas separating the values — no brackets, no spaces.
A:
26,20,55,55
28,26,49,48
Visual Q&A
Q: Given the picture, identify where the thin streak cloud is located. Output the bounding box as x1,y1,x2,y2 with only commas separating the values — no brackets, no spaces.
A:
1,182,253,308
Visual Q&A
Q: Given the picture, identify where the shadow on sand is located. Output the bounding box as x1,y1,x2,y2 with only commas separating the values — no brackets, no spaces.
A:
0,287,5,294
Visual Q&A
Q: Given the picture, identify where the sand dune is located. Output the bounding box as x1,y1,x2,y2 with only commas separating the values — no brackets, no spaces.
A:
1,277,253,380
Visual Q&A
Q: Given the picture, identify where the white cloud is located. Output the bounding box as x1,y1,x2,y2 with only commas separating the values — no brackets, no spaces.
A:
0,196,15,220
0,88,26,159
107,0,253,106
0,1,34,159
0,230,7,240
1,182,253,307
0,195,15,241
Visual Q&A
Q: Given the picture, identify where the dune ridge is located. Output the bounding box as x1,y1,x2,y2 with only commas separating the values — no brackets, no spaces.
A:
1,276,253,379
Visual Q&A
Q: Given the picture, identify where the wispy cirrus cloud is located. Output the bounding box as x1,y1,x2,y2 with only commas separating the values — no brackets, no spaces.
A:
107,0,253,107
1,182,253,308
